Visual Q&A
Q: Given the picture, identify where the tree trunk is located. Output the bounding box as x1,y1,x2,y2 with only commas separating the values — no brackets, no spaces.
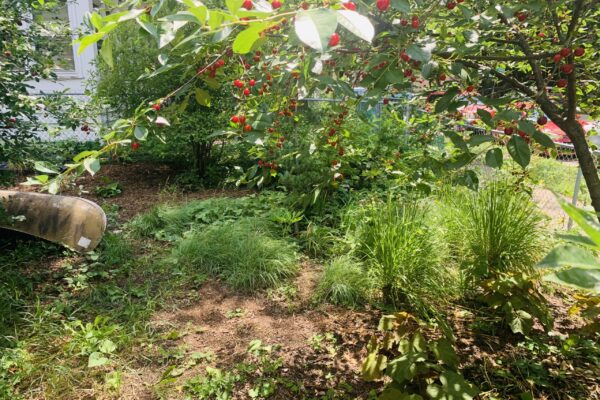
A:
558,120,600,219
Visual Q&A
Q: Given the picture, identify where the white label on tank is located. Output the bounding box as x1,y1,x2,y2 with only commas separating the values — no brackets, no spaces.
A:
77,236,92,248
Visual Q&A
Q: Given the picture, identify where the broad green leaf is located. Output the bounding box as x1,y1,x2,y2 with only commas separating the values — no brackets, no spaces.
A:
476,109,494,128
421,61,438,79
134,126,148,140
494,109,521,123
379,387,423,400
73,151,96,162
544,268,600,292
390,0,410,12
88,352,109,368
559,198,600,247
507,135,530,168
386,351,427,384
509,309,533,334
426,371,479,400
77,32,106,55
226,0,244,13
406,43,433,62
431,339,458,368
336,10,374,43
160,12,202,23
361,351,387,381
294,8,338,52
83,158,101,175
537,244,600,270
532,131,555,148
518,120,536,136
34,161,59,174
118,8,146,22
152,0,167,17
194,88,211,106
434,88,459,114
468,134,494,146
136,18,159,39
99,37,114,69
99,339,117,354
89,12,104,30
233,23,269,54
485,148,503,168
446,131,468,151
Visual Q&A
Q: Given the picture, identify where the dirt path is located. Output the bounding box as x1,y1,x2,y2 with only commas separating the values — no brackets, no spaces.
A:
120,263,378,399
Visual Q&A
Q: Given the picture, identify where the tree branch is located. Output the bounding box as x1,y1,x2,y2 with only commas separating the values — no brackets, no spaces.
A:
566,54,577,121
437,51,555,62
565,0,585,44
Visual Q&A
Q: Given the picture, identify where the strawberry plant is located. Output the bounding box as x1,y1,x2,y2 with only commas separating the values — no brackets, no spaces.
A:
362,312,478,400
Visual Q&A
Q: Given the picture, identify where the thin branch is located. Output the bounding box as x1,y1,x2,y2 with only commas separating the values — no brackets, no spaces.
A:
565,0,585,44
437,51,555,62
458,59,535,97
566,55,577,121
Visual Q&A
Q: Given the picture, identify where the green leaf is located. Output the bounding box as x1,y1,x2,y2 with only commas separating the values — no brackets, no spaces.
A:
406,43,433,63
361,351,387,381
476,109,494,128
421,61,438,79
99,37,114,69
426,371,478,400
73,151,96,162
134,126,148,140
294,8,338,52
518,120,536,136
336,10,374,43
194,88,211,106
34,161,59,174
88,352,109,368
434,88,459,114
485,148,503,168
537,244,600,270
532,131,555,148
83,158,101,176
233,23,269,54
379,387,423,400
468,134,494,147
544,268,600,292
390,0,410,12
559,199,600,247
99,339,117,354
431,339,458,368
136,17,159,39
494,109,521,123
509,309,533,335
77,32,106,55
226,0,244,13
507,135,530,168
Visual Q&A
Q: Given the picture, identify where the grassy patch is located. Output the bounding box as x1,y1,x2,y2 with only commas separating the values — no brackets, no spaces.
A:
528,156,589,201
314,255,371,307
173,217,298,291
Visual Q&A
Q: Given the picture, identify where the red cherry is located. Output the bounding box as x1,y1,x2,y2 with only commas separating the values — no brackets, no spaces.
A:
439,73,447,81
131,142,140,151
231,115,240,124
400,19,408,26
338,147,345,156
559,47,571,57
216,59,225,67
561,64,574,74
557,78,568,88
447,1,456,9
400,52,410,62
403,69,412,77
574,47,585,57
151,103,161,111
271,0,282,8
332,160,338,166
516,12,527,22
457,0,464,2
8,117,16,123
239,115,247,124
244,124,252,132
329,32,340,46
243,88,251,96
300,2,309,9
504,127,514,135
328,128,336,136
383,98,389,104
342,1,356,10
376,0,390,11
466,85,475,92
3,51,11,57
249,79,256,87
553,54,562,63
233,79,244,88
537,116,548,125
411,17,420,28
242,0,253,9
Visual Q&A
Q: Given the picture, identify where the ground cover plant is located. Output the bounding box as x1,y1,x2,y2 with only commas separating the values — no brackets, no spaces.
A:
1,0,600,398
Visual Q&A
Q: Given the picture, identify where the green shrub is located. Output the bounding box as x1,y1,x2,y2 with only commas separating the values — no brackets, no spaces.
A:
344,197,457,313
315,256,370,307
444,182,546,284
173,218,298,291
